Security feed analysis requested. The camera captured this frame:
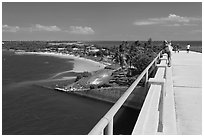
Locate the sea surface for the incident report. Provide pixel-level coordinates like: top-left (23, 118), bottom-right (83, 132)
top-left (2, 50), bottom-right (139, 135)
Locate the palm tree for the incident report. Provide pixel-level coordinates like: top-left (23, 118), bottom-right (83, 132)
top-left (113, 49), bottom-right (120, 63)
top-left (125, 43), bottom-right (135, 76)
top-left (112, 44), bottom-right (124, 68)
top-left (83, 45), bottom-right (88, 56)
top-left (147, 38), bottom-right (152, 46)
top-left (119, 54), bottom-right (124, 68)
top-left (130, 43), bottom-right (135, 66)
top-left (135, 40), bottom-right (140, 47)
top-left (119, 44), bottom-right (124, 53)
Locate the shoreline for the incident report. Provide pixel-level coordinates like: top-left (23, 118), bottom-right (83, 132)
top-left (15, 51), bottom-right (107, 73)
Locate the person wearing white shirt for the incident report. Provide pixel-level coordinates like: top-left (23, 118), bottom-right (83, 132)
top-left (187, 44), bottom-right (190, 53)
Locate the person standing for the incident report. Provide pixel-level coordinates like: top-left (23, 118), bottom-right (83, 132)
top-left (187, 44), bottom-right (190, 53)
top-left (163, 40), bottom-right (171, 67)
top-left (177, 44), bottom-right (180, 53)
top-left (173, 44), bottom-right (177, 53)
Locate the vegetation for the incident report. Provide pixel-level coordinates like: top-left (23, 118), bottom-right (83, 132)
top-left (2, 39), bottom-right (164, 90)
top-left (75, 71), bottom-right (91, 82)
top-left (110, 39), bottom-right (163, 74)
top-left (3, 39), bottom-right (164, 76)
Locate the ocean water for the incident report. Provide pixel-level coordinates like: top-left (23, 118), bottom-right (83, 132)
top-left (2, 50), bottom-right (140, 135)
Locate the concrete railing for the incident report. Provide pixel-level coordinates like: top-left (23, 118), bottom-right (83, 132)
top-left (131, 55), bottom-right (168, 134)
top-left (88, 51), bottom-right (163, 135)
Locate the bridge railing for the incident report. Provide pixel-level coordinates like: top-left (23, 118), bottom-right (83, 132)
top-left (88, 51), bottom-right (163, 135)
top-left (131, 57), bottom-right (167, 134)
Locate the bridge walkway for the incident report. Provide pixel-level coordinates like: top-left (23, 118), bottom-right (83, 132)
top-left (89, 50), bottom-right (202, 135)
top-left (171, 51), bottom-right (202, 134)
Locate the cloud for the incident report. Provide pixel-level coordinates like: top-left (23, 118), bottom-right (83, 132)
top-left (134, 21), bottom-right (158, 26)
top-left (153, 14), bottom-right (190, 23)
top-left (2, 24), bottom-right (61, 32)
top-left (2, 24), bottom-right (95, 35)
top-left (134, 14), bottom-right (201, 26)
top-left (30, 24), bottom-right (61, 32)
top-left (2, 24), bottom-right (20, 32)
top-left (69, 26), bottom-right (95, 34)
top-left (164, 23), bottom-right (181, 27)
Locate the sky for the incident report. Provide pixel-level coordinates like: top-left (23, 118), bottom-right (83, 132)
top-left (2, 2), bottom-right (202, 41)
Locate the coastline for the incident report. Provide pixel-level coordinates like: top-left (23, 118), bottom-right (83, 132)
top-left (15, 51), bottom-right (107, 73)
top-left (11, 50), bottom-right (145, 110)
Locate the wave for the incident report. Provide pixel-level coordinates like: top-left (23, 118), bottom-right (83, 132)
top-left (5, 77), bottom-right (76, 90)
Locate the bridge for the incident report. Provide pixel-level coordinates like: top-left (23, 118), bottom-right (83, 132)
top-left (88, 50), bottom-right (202, 135)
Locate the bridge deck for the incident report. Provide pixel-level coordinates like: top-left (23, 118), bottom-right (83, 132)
top-left (171, 51), bottom-right (202, 134)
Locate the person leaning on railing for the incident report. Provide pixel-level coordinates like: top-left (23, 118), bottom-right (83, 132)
top-left (162, 40), bottom-right (172, 67)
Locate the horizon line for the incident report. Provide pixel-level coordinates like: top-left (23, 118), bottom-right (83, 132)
top-left (2, 40), bottom-right (202, 42)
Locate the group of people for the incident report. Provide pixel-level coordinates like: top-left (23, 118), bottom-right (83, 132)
top-left (172, 43), bottom-right (191, 53)
top-left (163, 40), bottom-right (191, 67)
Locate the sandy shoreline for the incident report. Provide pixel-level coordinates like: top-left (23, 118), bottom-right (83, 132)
top-left (15, 51), bottom-right (106, 73)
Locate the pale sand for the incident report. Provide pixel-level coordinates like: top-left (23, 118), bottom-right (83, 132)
top-left (15, 51), bottom-right (106, 73)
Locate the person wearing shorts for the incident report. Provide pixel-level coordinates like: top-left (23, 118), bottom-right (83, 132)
top-left (187, 44), bottom-right (190, 53)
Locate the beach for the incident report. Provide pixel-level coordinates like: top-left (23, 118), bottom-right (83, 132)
top-left (15, 51), bottom-right (106, 74)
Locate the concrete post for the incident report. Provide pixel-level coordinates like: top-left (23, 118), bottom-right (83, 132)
top-left (104, 118), bottom-right (113, 135)
top-left (156, 64), bottom-right (167, 78)
top-left (155, 59), bottom-right (158, 66)
top-left (144, 70), bottom-right (149, 93)
top-left (158, 83), bottom-right (165, 132)
top-left (148, 78), bottom-right (166, 133)
top-left (160, 58), bottom-right (167, 64)
top-left (100, 129), bottom-right (104, 135)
